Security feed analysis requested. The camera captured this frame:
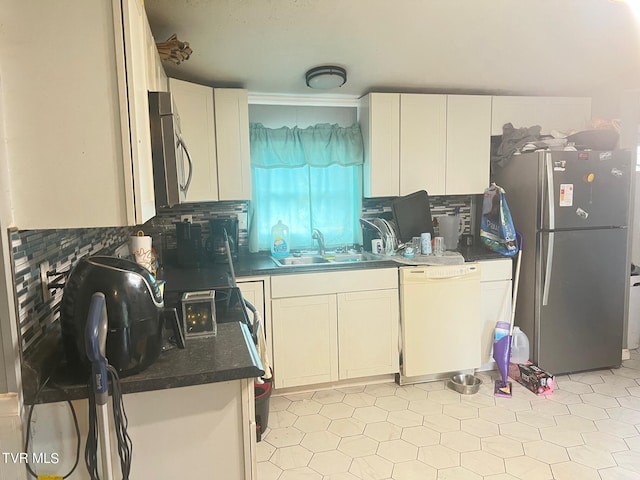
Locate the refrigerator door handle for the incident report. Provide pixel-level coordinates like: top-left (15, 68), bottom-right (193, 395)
top-left (542, 232), bottom-right (554, 306)
top-left (545, 154), bottom-right (555, 230)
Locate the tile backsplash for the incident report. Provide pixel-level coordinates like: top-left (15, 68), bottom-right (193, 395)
top-left (10, 227), bottom-right (133, 354)
top-left (363, 195), bottom-right (475, 235)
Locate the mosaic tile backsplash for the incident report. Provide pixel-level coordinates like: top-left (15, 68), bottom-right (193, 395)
top-left (363, 194), bottom-right (475, 236)
top-left (11, 227), bottom-right (133, 354)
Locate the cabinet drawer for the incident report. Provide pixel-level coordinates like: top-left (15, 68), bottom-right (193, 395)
top-left (479, 259), bottom-right (512, 282)
top-left (271, 268), bottom-right (398, 298)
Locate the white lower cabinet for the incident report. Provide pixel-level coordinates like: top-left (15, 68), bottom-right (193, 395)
top-left (272, 295), bottom-right (339, 387)
top-left (337, 290), bottom-right (399, 380)
top-left (478, 259), bottom-right (513, 371)
top-left (270, 268), bottom-right (399, 389)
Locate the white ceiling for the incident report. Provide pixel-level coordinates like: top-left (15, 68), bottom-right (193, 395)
top-left (144, 0), bottom-right (640, 100)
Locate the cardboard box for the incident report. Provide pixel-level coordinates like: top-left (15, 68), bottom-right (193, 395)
top-left (509, 362), bottom-right (555, 396)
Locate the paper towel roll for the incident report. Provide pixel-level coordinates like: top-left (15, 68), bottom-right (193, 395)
top-left (130, 233), bottom-right (154, 273)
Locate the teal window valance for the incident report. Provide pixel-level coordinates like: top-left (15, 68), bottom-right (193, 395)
top-left (249, 123), bottom-right (364, 168)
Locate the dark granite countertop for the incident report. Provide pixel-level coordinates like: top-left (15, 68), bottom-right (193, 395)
top-left (160, 246), bottom-right (507, 293)
top-left (26, 322), bottom-right (264, 405)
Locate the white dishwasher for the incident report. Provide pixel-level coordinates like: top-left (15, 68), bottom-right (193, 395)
top-left (399, 264), bottom-right (481, 383)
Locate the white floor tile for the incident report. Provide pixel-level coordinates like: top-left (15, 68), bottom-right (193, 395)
top-left (308, 450), bottom-right (351, 475)
top-left (300, 430), bottom-right (341, 453)
top-left (550, 460), bottom-right (601, 480)
top-left (363, 421), bottom-right (403, 442)
top-left (391, 459), bottom-right (437, 480)
top-left (279, 467), bottom-right (323, 480)
top-left (504, 455), bottom-right (553, 480)
top-left (417, 444), bottom-right (459, 469)
top-left (295, 414), bottom-right (332, 433)
top-left (567, 444), bottom-right (617, 469)
top-left (270, 445), bottom-right (313, 470)
top-left (349, 454), bottom-right (394, 480)
top-left (522, 439), bottom-right (569, 464)
top-left (263, 349), bottom-right (640, 479)
top-left (460, 449), bottom-right (505, 476)
top-left (435, 465), bottom-right (482, 480)
top-left (337, 434), bottom-right (379, 458)
top-left (377, 439), bottom-right (418, 463)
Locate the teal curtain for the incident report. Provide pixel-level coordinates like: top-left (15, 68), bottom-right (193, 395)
top-left (249, 123), bottom-right (364, 252)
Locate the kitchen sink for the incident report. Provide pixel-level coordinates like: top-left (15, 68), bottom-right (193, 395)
top-left (271, 251), bottom-right (382, 267)
top-left (272, 255), bottom-right (331, 266)
top-left (329, 252), bottom-right (380, 263)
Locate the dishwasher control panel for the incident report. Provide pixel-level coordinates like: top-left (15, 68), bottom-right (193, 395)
top-left (400, 264), bottom-right (480, 282)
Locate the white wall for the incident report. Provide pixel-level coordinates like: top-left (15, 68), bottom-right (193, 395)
top-left (0, 67), bottom-right (26, 478)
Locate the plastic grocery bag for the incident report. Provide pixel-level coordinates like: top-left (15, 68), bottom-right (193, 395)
top-left (480, 184), bottom-right (518, 257)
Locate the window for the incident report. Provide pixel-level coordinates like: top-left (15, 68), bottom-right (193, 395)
top-left (248, 123), bottom-right (363, 252)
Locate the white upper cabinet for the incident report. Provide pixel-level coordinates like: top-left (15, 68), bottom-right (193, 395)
top-left (491, 96), bottom-right (592, 135)
top-left (445, 95), bottom-right (492, 195)
top-left (169, 79), bottom-right (219, 202)
top-left (358, 93), bottom-right (401, 197)
top-left (360, 93), bottom-right (491, 197)
top-left (168, 83), bottom-right (252, 202)
top-left (400, 94), bottom-right (447, 196)
top-left (215, 89), bottom-right (252, 201)
top-left (1, 0), bottom-right (161, 228)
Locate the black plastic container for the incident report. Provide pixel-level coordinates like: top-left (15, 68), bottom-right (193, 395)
top-left (176, 221), bottom-right (203, 267)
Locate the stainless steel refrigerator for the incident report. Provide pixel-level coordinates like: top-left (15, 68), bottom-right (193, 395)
top-left (493, 150), bottom-right (632, 374)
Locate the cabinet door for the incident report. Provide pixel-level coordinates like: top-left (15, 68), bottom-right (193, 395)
top-left (400, 94), bottom-right (447, 196)
top-left (337, 289), bottom-right (399, 379)
top-left (271, 295), bottom-right (338, 388)
top-left (169, 79), bottom-right (219, 202)
top-left (445, 95), bottom-right (491, 195)
top-left (479, 280), bottom-right (512, 371)
top-left (359, 93), bottom-right (400, 197)
top-left (491, 96), bottom-right (592, 135)
top-left (120, 0), bottom-right (156, 224)
top-left (144, 20), bottom-right (167, 92)
top-left (2, 0), bottom-right (153, 228)
top-left (214, 89), bottom-right (251, 200)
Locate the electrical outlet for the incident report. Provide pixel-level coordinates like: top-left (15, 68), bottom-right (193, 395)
top-left (39, 261), bottom-right (51, 302)
top-left (180, 214), bottom-right (192, 223)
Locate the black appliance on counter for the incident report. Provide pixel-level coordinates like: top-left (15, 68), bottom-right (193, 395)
top-left (61, 256), bottom-right (165, 379)
top-left (176, 220), bottom-right (203, 267)
top-left (207, 216), bottom-right (239, 262)
top-left (391, 190), bottom-right (434, 243)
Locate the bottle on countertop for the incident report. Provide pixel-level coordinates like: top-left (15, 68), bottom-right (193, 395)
top-left (271, 220), bottom-right (290, 258)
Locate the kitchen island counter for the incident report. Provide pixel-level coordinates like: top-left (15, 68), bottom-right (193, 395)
top-left (24, 320), bottom-right (263, 405)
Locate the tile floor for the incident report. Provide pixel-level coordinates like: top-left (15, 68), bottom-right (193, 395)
top-left (257, 350), bottom-right (640, 480)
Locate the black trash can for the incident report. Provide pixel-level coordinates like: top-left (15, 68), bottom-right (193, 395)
top-left (254, 377), bottom-right (272, 442)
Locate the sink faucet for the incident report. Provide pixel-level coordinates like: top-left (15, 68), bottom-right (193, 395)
top-left (311, 228), bottom-right (325, 255)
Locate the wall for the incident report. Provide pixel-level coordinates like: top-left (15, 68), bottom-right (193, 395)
top-left (11, 228), bottom-right (132, 355)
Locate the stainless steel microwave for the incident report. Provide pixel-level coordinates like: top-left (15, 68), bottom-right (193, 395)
top-left (148, 91), bottom-right (192, 207)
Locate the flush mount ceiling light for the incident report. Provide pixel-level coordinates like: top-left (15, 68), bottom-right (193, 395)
top-left (305, 66), bottom-right (347, 89)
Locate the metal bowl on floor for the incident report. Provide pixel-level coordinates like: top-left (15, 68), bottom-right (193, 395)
top-left (448, 374), bottom-right (482, 395)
